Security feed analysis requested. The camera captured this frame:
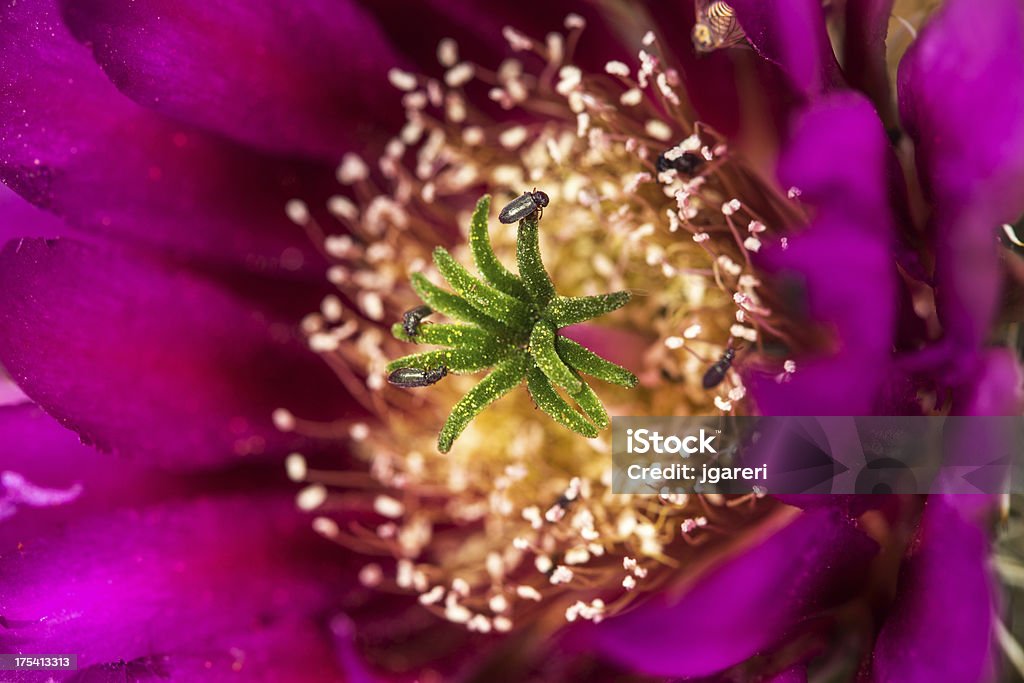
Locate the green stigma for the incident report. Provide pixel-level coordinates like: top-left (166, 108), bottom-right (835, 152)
top-left (387, 194), bottom-right (638, 453)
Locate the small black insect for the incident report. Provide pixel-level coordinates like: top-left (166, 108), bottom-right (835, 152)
top-left (655, 150), bottom-right (704, 176)
top-left (702, 347), bottom-right (736, 389)
top-left (402, 304), bottom-right (434, 338)
top-left (498, 189), bottom-right (550, 224)
top-left (388, 365), bottom-right (448, 388)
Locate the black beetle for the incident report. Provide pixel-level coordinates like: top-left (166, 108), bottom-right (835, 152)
top-left (388, 366), bottom-right (448, 388)
top-left (498, 190), bottom-right (549, 224)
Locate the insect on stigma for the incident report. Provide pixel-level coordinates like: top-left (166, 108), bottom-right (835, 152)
top-left (402, 304), bottom-right (434, 338)
top-left (498, 189), bottom-right (550, 224)
top-left (388, 366), bottom-right (449, 388)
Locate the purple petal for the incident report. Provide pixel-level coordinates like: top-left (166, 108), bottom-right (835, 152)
top-left (0, 185), bottom-right (69, 243)
top-left (1, 490), bottom-right (347, 681)
top-left (729, 0), bottom-right (844, 96)
top-left (841, 0), bottom-right (896, 125)
top-left (60, 0), bottom-right (405, 160)
top-left (873, 497), bottom-right (996, 682)
top-left (748, 93), bottom-right (898, 415)
top-left (769, 664), bottom-right (807, 683)
top-left (776, 93), bottom-right (892, 230)
top-left (898, 0), bottom-right (1024, 364)
top-left (0, 238), bottom-right (356, 470)
top-left (330, 615), bottom-right (384, 683)
top-left (0, 0), bottom-right (330, 274)
top-left (0, 404), bottom-right (180, 530)
top-left (749, 228), bottom-right (894, 414)
top-left (0, 403), bottom-right (375, 681)
top-left (586, 508), bottom-right (878, 677)
top-left (954, 348), bottom-right (1024, 415)
top-left (772, 495), bottom-right (888, 520)
top-left (62, 619), bottom-right (343, 683)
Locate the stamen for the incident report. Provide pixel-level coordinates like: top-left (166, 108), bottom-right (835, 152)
top-left (285, 453), bottom-right (308, 481)
top-left (296, 484), bottom-right (327, 511)
top-left (271, 408), bottom-right (296, 432)
top-left (604, 60), bottom-right (631, 77)
top-left (645, 120), bottom-right (673, 141)
top-left (437, 38), bottom-right (459, 68)
top-left (502, 26), bottom-right (534, 52)
top-left (619, 88), bottom-right (643, 106)
top-left (337, 154), bottom-right (369, 184)
top-left (387, 68), bottom-right (418, 92)
top-left (444, 62), bottom-right (475, 88)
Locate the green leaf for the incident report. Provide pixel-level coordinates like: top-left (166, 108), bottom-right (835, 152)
top-left (386, 345), bottom-right (509, 375)
top-left (568, 373), bottom-right (610, 429)
top-left (411, 273), bottom-right (511, 334)
top-left (526, 364), bottom-right (598, 437)
top-left (543, 291), bottom-right (631, 327)
top-left (438, 353), bottom-right (529, 452)
top-left (433, 247), bottom-right (535, 329)
top-left (555, 336), bottom-right (639, 387)
top-left (469, 195), bottom-right (531, 300)
top-left (515, 216), bottom-right (555, 307)
top-left (529, 321), bottom-right (583, 393)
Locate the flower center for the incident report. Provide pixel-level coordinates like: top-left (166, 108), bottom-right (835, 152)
top-left (279, 15), bottom-right (800, 634)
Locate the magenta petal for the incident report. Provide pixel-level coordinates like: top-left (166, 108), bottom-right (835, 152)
top-left (0, 0), bottom-right (328, 274)
top-left (1, 404), bottom-right (352, 681)
top-left (842, 0), bottom-right (896, 124)
top-left (586, 508), bottom-right (877, 677)
top-left (60, 0), bottom-right (404, 160)
top-left (0, 185), bottom-right (69, 243)
top-left (898, 0), bottom-right (1024, 360)
top-left (873, 497), bottom-right (996, 682)
top-left (769, 664), bottom-right (807, 683)
top-left (1, 492), bottom-right (347, 681)
top-left (62, 620), bottom-right (344, 683)
top-left (954, 348), bottom-right (1024, 415)
top-left (0, 238), bottom-right (351, 469)
top-left (772, 495), bottom-right (881, 519)
top-left (748, 93), bottom-right (898, 415)
top-left (0, 404), bottom-right (183, 533)
top-left (747, 323), bottom-right (890, 416)
top-left (729, 0), bottom-right (843, 96)
top-left (776, 93), bottom-right (892, 230)
top-left (748, 235), bottom-right (895, 415)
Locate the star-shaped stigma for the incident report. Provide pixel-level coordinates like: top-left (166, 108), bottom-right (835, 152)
top-left (387, 194), bottom-right (638, 453)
